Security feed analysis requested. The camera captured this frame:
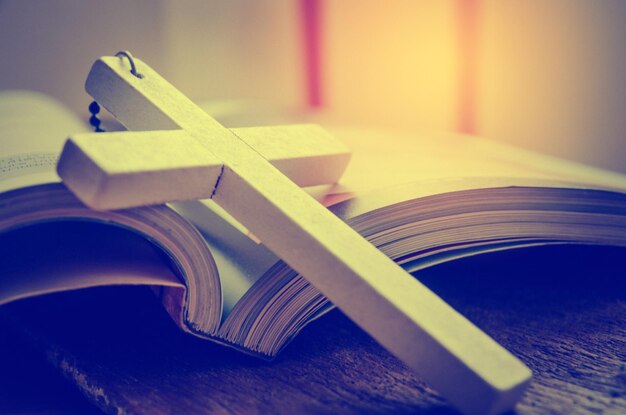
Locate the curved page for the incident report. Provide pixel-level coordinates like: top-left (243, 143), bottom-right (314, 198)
top-left (0, 92), bottom-right (223, 337)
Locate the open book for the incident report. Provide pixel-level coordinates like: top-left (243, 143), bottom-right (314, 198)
top-left (2, 90), bottom-right (626, 359)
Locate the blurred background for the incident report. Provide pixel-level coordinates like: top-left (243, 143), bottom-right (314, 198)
top-left (0, 0), bottom-right (624, 173)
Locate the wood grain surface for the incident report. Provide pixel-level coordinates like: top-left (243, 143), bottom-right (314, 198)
top-left (1, 244), bottom-right (625, 415)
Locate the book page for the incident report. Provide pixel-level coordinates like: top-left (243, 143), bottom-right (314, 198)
top-left (0, 220), bottom-right (183, 306)
top-left (172, 200), bottom-right (278, 318)
top-left (0, 92), bottom-right (188, 309)
top-left (0, 91), bottom-right (88, 192)
top-left (324, 126), bottom-right (626, 201)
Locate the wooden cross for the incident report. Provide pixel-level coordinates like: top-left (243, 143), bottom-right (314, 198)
top-left (57, 53), bottom-right (531, 415)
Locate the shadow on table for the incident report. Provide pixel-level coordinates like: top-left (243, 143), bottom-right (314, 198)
top-left (1, 244), bottom-right (625, 415)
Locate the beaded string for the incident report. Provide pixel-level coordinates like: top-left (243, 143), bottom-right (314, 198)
top-left (88, 101), bottom-right (105, 132)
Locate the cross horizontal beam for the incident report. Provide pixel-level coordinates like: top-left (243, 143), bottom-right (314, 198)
top-left (60, 124), bottom-right (350, 209)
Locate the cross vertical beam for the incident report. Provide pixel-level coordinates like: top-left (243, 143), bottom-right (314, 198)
top-left (58, 55), bottom-right (531, 415)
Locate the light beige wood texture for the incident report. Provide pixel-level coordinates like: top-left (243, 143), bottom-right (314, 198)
top-left (59, 125), bottom-right (350, 209)
top-left (57, 55), bottom-right (531, 415)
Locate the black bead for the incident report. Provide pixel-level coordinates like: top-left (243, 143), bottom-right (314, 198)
top-left (88, 101), bottom-right (101, 114)
top-left (89, 115), bottom-right (101, 127)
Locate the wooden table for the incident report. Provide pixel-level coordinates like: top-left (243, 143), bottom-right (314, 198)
top-left (1, 244), bottom-right (625, 414)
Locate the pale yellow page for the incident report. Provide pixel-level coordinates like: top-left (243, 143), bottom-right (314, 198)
top-left (327, 126), bottom-right (626, 197)
top-left (0, 91), bottom-right (87, 192)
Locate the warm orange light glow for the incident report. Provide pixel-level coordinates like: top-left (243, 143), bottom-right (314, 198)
top-left (321, 1), bottom-right (458, 131)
